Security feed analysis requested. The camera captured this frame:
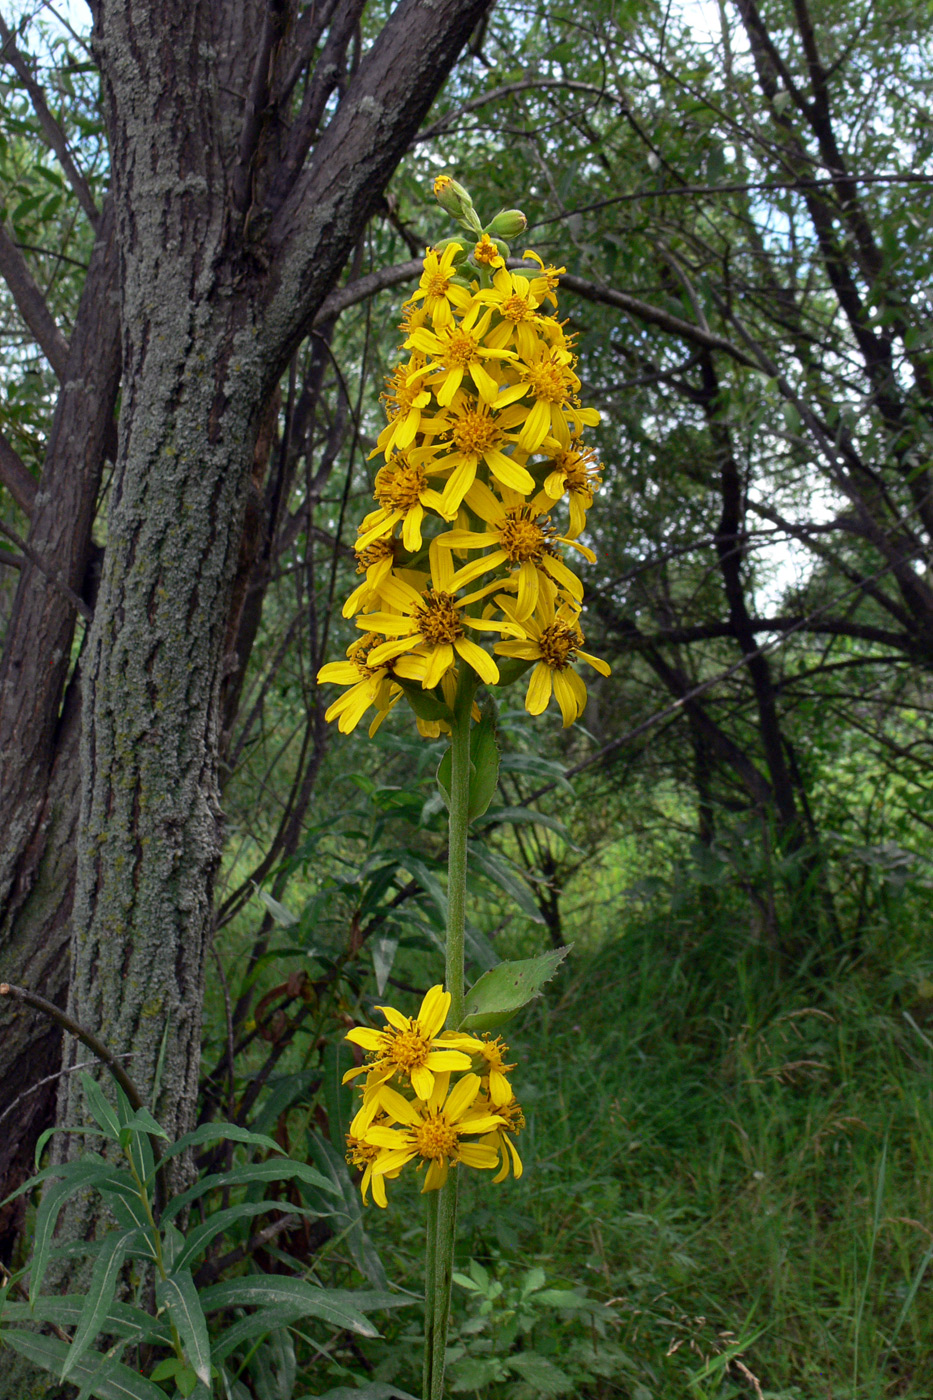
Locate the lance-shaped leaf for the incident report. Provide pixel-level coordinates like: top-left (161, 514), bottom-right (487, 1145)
top-left (160, 1157), bottom-right (337, 1225)
top-left (156, 1270), bottom-right (211, 1387)
top-left (2, 1330), bottom-right (168, 1398)
top-left (200, 1276), bottom-right (380, 1342)
top-left (459, 946), bottom-right (571, 1031)
top-left (61, 1228), bottom-right (143, 1380)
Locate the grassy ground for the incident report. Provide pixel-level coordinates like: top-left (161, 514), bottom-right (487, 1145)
top-left (322, 900), bottom-right (933, 1400)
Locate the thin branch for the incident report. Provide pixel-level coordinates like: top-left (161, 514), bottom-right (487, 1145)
top-left (0, 517), bottom-right (92, 620)
top-left (0, 429), bottom-right (37, 515)
top-left (0, 11), bottom-right (99, 226)
top-left (0, 982), bottom-right (145, 1111)
top-left (0, 221), bottom-right (71, 378)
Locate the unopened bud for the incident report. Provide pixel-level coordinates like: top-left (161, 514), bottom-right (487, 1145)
top-left (433, 174), bottom-right (474, 221)
top-left (486, 208), bottom-right (528, 240)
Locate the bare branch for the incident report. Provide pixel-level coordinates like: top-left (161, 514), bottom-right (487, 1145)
top-left (0, 431), bottom-right (37, 516)
top-left (0, 221), bottom-right (71, 378)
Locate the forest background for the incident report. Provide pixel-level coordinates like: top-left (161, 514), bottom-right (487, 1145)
top-left (1, 0), bottom-right (932, 1395)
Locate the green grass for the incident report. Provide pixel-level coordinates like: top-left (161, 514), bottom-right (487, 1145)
top-left (319, 900), bottom-right (933, 1399)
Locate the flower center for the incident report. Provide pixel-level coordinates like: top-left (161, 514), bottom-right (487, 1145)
top-left (501, 292), bottom-right (535, 323)
top-left (521, 353), bottom-right (574, 403)
top-left (384, 361), bottom-right (426, 413)
top-left (414, 1112), bottom-right (460, 1162)
top-left (385, 1026), bottom-right (432, 1071)
top-left (416, 590), bottom-right (464, 646)
top-left (425, 271), bottom-right (452, 300)
top-left (497, 509), bottom-right (555, 563)
top-left (346, 1135), bottom-right (380, 1168)
top-left (349, 633), bottom-right (385, 678)
top-left (449, 406), bottom-right (502, 457)
top-left (355, 536), bottom-right (395, 574)
top-left (538, 620), bottom-right (581, 670)
top-left (444, 329), bottom-right (480, 367)
top-left (374, 456), bottom-right (426, 513)
top-left (498, 1098), bottom-right (526, 1133)
top-left (555, 445), bottom-right (602, 494)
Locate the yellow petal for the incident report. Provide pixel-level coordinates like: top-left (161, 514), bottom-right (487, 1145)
top-left (525, 662), bottom-right (552, 715)
top-left (410, 1064), bottom-right (434, 1099)
top-left (419, 985), bottom-right (450, 1038)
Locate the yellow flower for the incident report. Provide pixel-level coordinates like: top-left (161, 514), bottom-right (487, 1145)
top-left (356, 545), bottom-right (519, 689)
top-left (406, 302), bottom-right (518, 407)
top-left (471, 1034), bottom-right (516, 1106)
top-left (474, 263), bottom-right (550, 361)
top-left (522, 249), bottom-right (565, 307)
top-left (364, 1072), bottom-right (505, 1192)
top-left (345, 1129), bottom-right (402, 1208)
top-left (495, 592), bottom-right (610, 727)
top-left (317, 632), bottom-right (419, 735)
top-left (436, 478), bottom-right (594, 620)
top-left (406, 242), bottom-right (473, 328)
top-left (355, 450), bottom-right (449, 553)
top-left (507, 342), bottom-right (599, 455)
top-left (375, 357), bottom-right (433, 454)
top-left (473, 233), bottom-right (505, 269)
top-left (432, 393), bottom-right (536, 514)
top-left (341, 534), bottom-right (397, 618)
top-left (478, 1093), bottom-right (525, 1182)
top-left (542, 437), bottom-right (602, 539)
top-left (343, 984), bottom-right (472, 1100)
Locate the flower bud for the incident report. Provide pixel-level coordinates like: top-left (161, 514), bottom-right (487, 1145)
top-left (485, 208), bottom-right (528, 239)
top-left (433, 174), bottom-right (475, 222)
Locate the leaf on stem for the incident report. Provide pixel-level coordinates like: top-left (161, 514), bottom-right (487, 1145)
top-left (459, 946), bottom-right (571, 1031)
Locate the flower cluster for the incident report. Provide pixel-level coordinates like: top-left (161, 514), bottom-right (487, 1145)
top-left (343, 984), bottom-right (524, 1207)
top-left (318, 177), bottom-right (610, 735)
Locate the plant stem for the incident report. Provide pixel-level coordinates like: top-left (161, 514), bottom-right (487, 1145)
top-left (445, 671), bottom-right (475, 1026)
top-left (423, 1189), bottom-right (439, 1399)
top-left (423, 671), bottom-right (476, 1399)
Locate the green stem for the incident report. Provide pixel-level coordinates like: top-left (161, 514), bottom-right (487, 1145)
top-left (445, 671), bottom-right (475, 1026)
top-left (424, 671), bottom-right (476, 1399)
top-left (423, 1190), bottom-right (439, 1399)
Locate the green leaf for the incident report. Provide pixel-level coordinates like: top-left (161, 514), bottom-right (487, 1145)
top-left (466, 843), bottom-right (544, 924)
top-left (79, 1073), bottom-right (121, 1140)
top-left (254, 886), bottom-right (299, 926)
top-left (460, 947), bottom-right (571, 1030)
top-left (29, 1166), bottom-right (134, 1301)
top-left (2, 1330), bottom-right (168, 1398)
top-left (156, 1271), bottom-right (211, 1387)
top-left (61, 1229), bottom-right (143, 1380)
top-left (499, 751), bottom-right (574, 793)
top-left (402, 854), bottom-right (448, 922)
top-left (506, 1352), bottom-right (574, 1393)
top-left (171, 1198), bottom-right (321, 1274)
top-left (202, 1278), bottom-right (380, 1353)
top-left (396, 676), bottom-right (452, 721)
top-left (467, 706), bottom-right (500, 820)
top-left (0, 1295), bottom-right (172, 1346)
top-left (160, 1157), bottom-right (338, 1224)
top-left (157, 1120), bottom-right (286, 1166)
top-left (371, 933), bottom-right (398, 996)
top-left (474, 805), bottom-right (575, 843)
